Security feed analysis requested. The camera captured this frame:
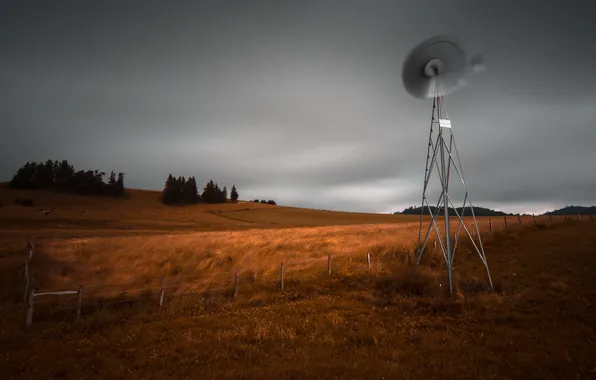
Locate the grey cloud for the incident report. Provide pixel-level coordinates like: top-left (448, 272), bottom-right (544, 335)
top-left (1, 0), bottom-right (595, 214)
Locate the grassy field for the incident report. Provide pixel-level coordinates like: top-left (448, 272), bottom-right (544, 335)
top-left (0, 186), bottom-right (595, 379)
top-left (0, 186), bottom-right (419, 237)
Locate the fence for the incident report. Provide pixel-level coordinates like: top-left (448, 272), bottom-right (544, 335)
top-left (21, 213), bottom-right (592, 326)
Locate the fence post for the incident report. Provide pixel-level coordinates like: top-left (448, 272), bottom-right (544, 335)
top-left (489, 218), bottom-right (492, 232)
top-left (24, 237), bottom-right (35, 302)
top-left (532, 214), bottom-right (537, 227)
top-left (327, 255), bottom-right (332, 275)
top-left (504, 216), bottom-right (508, 232)
top-left (24, 259), bottom-right (30, 303)
top-left (280, 263), bottom-right (284, 291)
top-left (577, 213), bottom-right (580, 220)
top-left (517, 215), bottom-right (521, 225)
top-left (159, 276), bottom-right (165, 310)
top-left (367, 252), bottom-right (371, 271)
top-left (549, 214), bottom-right (552, 221)
top-left (26, 289), bottom-right (35, 327)
top-left (76, 285), bottom-right (83, 321)
top-left (233, 271), bottom-right (239, 300)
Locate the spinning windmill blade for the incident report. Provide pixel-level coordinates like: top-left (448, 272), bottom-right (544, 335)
top-left (402, 35), bottom-right (493, 294)
top-left (402, 35), bottom-right (486, 99)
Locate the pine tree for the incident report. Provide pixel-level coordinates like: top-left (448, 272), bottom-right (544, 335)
top-left (230, 185), bottom-right (239, 201)
top-left (182, 176), bottom-right (199, 203)
top-left (116, 172), bottom-right (125, 196)
top-left (202, 180), bottom-right (217, 203)
top-left (221, 186), bottom-right (228, 203)
top-left (162, 174), bottom-right (176, 204)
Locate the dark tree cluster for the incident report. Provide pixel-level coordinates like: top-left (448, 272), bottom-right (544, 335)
top-left (252, 199), bottom-right (277, 205)
top-left (161, 174), bottom-right (199, 204)
top-left (9, 160), bottom-right (125, 197)
top-left (161, 175), bottom-right (240, 205)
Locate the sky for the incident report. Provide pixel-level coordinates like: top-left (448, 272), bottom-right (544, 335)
top-left (1, 0), bottom-right (595, 215)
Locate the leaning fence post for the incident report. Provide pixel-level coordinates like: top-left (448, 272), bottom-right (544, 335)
top-left (280, 263), bottom-right (284, 290)
top-left (76, 285), bottom-right (83, 321)
top-left (532, 214), bottom-right (537, 227)
top-left (233, 271), bottom-right (239, 300)
top-left (24, 237), bottom-right (35, 302)
top-left (367, 252), bottom-right (371, 271)
top-left (327, 255), bottom-right (332, 275)
top-left (489, 218), bottom-right (492, 232)
top-left (26, 289), bottom-right (35, 327)
top-left (159, 276), bottom-right (165, 310)
top-left (504, 216), bottom-right (508, 232)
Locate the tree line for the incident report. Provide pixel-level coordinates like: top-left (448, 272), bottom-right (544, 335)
top-left (9, 160), bottom-right (125, 197)
top-left (252, 199), bottom-right (277, 205)
top-left (161, 174), bottom-right (239, 205)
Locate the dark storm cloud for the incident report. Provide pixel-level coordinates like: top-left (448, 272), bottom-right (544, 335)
top-left (1, 0), bottom-right (595, 213)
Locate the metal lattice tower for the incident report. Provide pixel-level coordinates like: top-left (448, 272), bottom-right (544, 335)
top-left (415, 84), bottom-right (493, 295)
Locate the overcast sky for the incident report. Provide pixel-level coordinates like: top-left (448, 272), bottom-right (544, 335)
top-left (2, 0), bottom-right (595, 214)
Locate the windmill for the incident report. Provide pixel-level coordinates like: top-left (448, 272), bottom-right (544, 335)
top-left (402, 35), bottom-right (492, 294)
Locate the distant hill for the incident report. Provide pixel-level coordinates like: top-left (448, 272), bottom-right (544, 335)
top-left (543, 206), bottom-right (596, 215)
top-left (395, 205), bottom-right (511, 217)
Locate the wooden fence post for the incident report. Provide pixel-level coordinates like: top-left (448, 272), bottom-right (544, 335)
top-left (159, 276), bottom-right (165, 310)
top-left (517, 215), bottom-right (521, 225)
top-left (577, 213), bottom-right (580, 220)
top-left (233, 271), bottom-right (239, 300)
top-left (327, 255), bottom-right (332, 275)
top-left (489, 218), bottom-right (492, 232)
top-left (367, 252), bottom-right (371, 271)
top-left (280, 263), bottom-right (284, 290)
top-left (76, 285), bottom-right (83, 321)
top-left (26, 289), bottom-right (35, 327)
top-left (24, 260), bottom-right (30, 303)
top-left (532, 214), bottom-right (537, 227)
top-left (549, 214), bottom-right (552, 221)
top-left (504, 216), bottom-right (508, 232)
top-left (24, 237), bottom-right (35, 302)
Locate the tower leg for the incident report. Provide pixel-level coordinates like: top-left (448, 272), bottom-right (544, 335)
top-left (438, 95), bottom-right (453, 294)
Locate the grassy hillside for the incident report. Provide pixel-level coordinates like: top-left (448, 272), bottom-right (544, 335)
top-left (1, 185), bottom-right (594, 379)
top-left (1, 221), bottom-right (595, 379)
top-left (0, 186), bottom-right (418, 238)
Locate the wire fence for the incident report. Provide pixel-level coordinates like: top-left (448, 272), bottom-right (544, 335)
top-left (20, 213), bottom-right (592, 326)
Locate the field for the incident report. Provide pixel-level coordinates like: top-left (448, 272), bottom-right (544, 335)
top-left (1, 185), bottom-right (595, 379)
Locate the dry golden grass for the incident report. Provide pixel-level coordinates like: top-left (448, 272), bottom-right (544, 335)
top-left (0, 187), bottom-right (594, 379)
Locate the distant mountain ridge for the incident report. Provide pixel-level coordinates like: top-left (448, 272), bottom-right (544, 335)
top-left (395, 206), bottom-right (511, 217)
top-left (543, 206), bottom-right (596, 215)
top-left (396, 205), bottom-right (596, 216)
